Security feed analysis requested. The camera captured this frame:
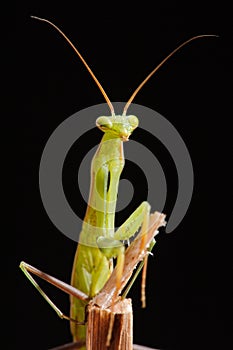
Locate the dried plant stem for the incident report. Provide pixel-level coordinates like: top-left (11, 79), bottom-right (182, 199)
top-left (86, 299), bottom-right (133, 350)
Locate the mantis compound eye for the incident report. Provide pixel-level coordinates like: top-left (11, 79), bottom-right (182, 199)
top-left (96, 116), bottom-right (113, 131)
top-left (127, 115), bottom-right (139, 129)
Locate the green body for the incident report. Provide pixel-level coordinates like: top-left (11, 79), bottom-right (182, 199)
top-left (70, 115), bottom-right (151, 347)
top-left (70, 132), bottom-right (124, 342)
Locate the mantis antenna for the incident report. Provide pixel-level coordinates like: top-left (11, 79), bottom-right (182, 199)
top-left (31, 16), bottom-right (115, 116)
top-left (31, 16), bottom-right (217, 117)
top-left (122, 34), bottom-right (218, 116)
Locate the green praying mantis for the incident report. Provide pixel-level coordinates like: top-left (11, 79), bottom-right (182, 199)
top-left (20, 16), bottom-right (217, 350)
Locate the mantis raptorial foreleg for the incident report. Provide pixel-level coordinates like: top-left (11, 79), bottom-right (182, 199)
top-left (97, 201), bottom-right (151, 307)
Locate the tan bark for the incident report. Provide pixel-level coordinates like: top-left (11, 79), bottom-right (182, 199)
top-left (86, 299), bottom-right (133, 350)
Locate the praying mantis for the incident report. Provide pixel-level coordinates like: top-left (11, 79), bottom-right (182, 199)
top-left (20, 16), bottom-right (217, 350)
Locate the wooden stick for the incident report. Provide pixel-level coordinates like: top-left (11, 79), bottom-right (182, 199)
top-left (86, 298), bottom-right (133, 350)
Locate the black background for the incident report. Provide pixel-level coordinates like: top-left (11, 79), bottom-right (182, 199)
top-left (8, 2), bottom-right (232, 350)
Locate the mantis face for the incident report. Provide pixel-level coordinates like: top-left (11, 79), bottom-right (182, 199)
top-left (96, 115), bottom-right (139, 141)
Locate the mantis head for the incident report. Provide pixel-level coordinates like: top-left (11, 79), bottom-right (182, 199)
top-left (96, 115), bottom-right (139, 141)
